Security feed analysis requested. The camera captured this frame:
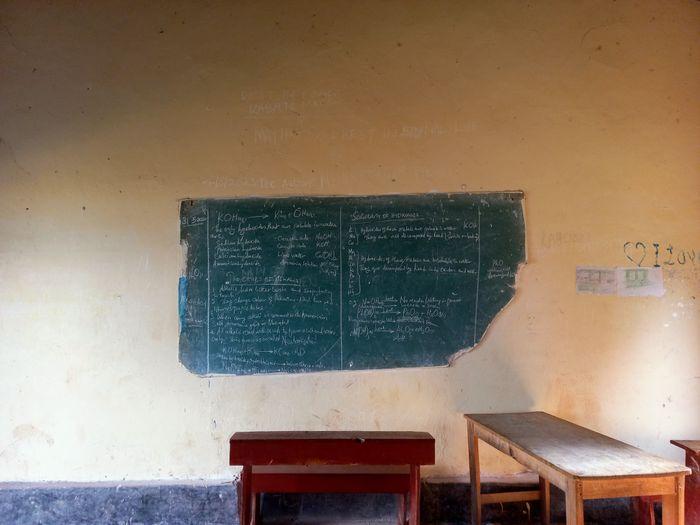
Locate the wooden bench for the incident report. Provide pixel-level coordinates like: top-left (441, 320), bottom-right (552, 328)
top-left (229, 431), bottom-right (435, 525)
top-left (464, 412), bottom-right (690, 524)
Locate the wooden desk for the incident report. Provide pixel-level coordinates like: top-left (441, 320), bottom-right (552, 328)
top-left (229, 431), bottom-right (435, 525)
top-left (464, 412), bottom-right (690, 525)
top-left (670, 441), bottom-right (699, 523)
top-left (636, 440), bottom-right (700, 525)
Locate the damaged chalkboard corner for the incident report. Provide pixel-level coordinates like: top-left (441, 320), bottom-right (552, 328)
top-left (447, 345), bottom-right (475, 366)
top-left (448, 257), bottom-right (527, 366)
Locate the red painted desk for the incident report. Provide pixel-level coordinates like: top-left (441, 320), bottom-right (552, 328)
top-left (671, 441), bottom-right (700, 524)
top-left (229, 431), bottom-right (435, 525)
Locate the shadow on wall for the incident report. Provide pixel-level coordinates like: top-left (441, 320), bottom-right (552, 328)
top-left (446, 341), bottom-right (536, 475)
top-left (449, 345), bottom-right (535, 416)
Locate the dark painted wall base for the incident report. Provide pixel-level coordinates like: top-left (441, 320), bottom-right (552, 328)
top-left (0, 480), bottom-right (645, 524)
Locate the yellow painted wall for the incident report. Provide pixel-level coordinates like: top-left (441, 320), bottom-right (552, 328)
top-left (1, 1), bottom-right (698, 482)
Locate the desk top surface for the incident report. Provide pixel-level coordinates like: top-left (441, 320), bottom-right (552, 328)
top-left (671, 440), bottom-right (700, 455)
top-left (465, 412), bottom-right (690, 479)
top-left (230, 431), bottom-right (435, 466)
top-left (231, 431), bottom-right (433, 442)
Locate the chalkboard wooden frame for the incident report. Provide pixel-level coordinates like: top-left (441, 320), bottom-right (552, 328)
top-left (179, 192), bottom-right (525, 375)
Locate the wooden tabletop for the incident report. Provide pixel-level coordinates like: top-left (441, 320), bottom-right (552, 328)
top-left (671, 439), bottom-right (700, 455)
top-left (231, 431), bottom-right (433, 441)
top-left (230, 431), bottom-right (435, 466)
top-left (465, 412), bottom-right (690, 479)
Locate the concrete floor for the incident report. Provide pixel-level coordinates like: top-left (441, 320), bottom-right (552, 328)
top-left (0, 482), bottom-right (640, 524)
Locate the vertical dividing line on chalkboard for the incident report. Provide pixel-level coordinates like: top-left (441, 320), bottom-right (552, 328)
top-left (206, 204), bottom-right (211, 374)
top-left (339, 207), bottom-right (343, 370)
top-left (473, 206), bottom-right (481, 346)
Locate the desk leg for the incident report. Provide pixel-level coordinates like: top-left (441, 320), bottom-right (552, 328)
top-left (239, 465), bottom-right (252, 525)
top-left (565, 479), bottom-right (583, 525)
top-left (396, 493), bottom-right (406, 525)
top-left (468, 422), bottom-right (481, 525)
top-left (687, 451), bottom-right (700, 524)
top-left (662, 475), bottom-right (684, 525)
top-left (539, 477), bottom-right (551, 525)
top-left (633, 497), bottom-right (657, 525)
top-left (409, 464), bottom-right (420, 525)
top-left (251, 493), bottom-right (260, 525)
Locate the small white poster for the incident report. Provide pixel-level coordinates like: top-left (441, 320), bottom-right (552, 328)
top-left (616, 267), bottom-right (665, 297)
top-left (576, 266), bottom-right (617, 295)
top-left (576, 266), bottom-right (664, 297)
top-left (575, 267), bottom-right (618, 295)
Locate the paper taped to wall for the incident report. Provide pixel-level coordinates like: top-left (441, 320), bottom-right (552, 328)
top-left (576, 266), bottom-right (664, 297)
top-left (617, 267), bottom-right (664, 297)
top-left (575, 267), bottom-right (617, 295)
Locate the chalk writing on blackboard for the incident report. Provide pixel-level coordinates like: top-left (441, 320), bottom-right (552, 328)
top-left (179, 193), bottom-right (526, 375)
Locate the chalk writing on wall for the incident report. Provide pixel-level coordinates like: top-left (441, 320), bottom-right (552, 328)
top-left (179, 193), bottom-right (525, 375)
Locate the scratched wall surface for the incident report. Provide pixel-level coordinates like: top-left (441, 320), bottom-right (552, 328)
top-left (0, 1), bottom-right (698, 482)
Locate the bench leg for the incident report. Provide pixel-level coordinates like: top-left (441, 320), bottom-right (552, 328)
top-left (408, 465), bottom-right (420, 525)
top-left (409, 464), bottom-right (420, 525)
top-left (539, 477), bottom-right (551, 525)
top-left (397, 493), bottom-right (406, 525)
top-left (468, 422), bottom-right (481, 525)
top-left (565, 479), bottom-right (583, 525)
top-left (239, 465), bottom-right (252, 525)
top-left (662, 475), bottom-right (684, 525)
top-left (633, 496), bottom-right (657, 525)
top-left (251, 493), bottom-right (260, 525)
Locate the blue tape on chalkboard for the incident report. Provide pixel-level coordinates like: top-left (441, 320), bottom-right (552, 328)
top-left (178, 276), bottom-right (188, 333)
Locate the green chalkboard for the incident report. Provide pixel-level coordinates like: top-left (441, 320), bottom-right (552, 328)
top-left (179, 192), bottom-right (525, 375)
